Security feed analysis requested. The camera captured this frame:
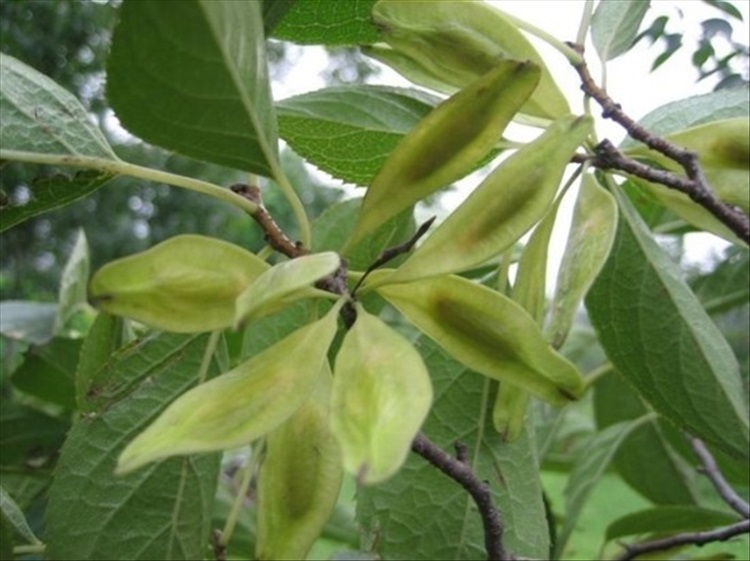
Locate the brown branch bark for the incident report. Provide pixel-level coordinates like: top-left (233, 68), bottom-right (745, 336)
top-left (570, 50), bottom-right (750, 244)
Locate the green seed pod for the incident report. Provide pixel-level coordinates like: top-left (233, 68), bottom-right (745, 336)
top-left (345, 59), bottom-right (541, 250)
top-left (116, 301), bottom-right (342, 474)
top-left (375, 273), bottom-right (584, 407)
top-left (361, 43), bottom-right (457, 96)
top-left (624, 117), bottom-right (749, 244)
top-left (383, 115), bottom-right (593, 285)
top-left (331, 304), bottom-right (432, 485)
top-left (372, 0), bottom-right (569, 120)
top-left (89, 235), bottom-right (269, 333)
top-left (234, 252), bottom-right (340, 328)
top-left (256, 363), bottom-right (343, 561)
top-left (546, 175), bottom-right (618, 348)
top-left (492, 382), bottom-right (530, 442)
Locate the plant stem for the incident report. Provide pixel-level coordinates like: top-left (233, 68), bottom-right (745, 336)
top-left (576, 0), bottom-right (595, 47)
top-left (221, 453), bottom-right (255, 548)
top-left (500, 12), bottom-right (583, 65)
top-left (0, 150), bottom-right (259, 215)
top-left (269, 161), bottom-right (312, 248)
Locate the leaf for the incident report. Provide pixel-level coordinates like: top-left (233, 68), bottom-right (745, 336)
top-left (0, 402), bottom-right (69, 468)
top-left (76, 312), bottom-right (125, 412)
top-left (605, 506), bottom-right (741, 542)
top-left (45, 332), bottom-right (221, 560)
top-left (594, 371), bottom-right (699, 505)
top-left (235, 252), bottom-right (340, 327)
top-left (0, 486), bottom-right (41, 546)
top-left (386, 115), bottom-right (593, 285)
top-left (271, 0), bottom-right (380, 44)
top-left (11, 337), bottom-right (80, 410)
top-left (0, 301), bottom-right (57, 345)
top-left (256, 364), bottom-right (344, 560)
top-left (261, 0), bottom-right (296, 34)
top-left (619, 88), bottom-right (749, 150)
top-left (591, 0), bottom-right (651, 61)
top-left (347, 60), bottom-right (541, 249)
top-left (0, 53), bottom-right (116, 159)
top-left (358, 337), bottom-right (550, 560)
top-left (375, 273), bottom-right (585, 406)
top-left (277, 85), bottom-right (440, 187)
top-left (89, 235), bottom-right (270, 333)
top-left (555, 415), bottom-right (653, 557)
top-left (54, 228), bottom-right (89, 332)
top-left (586, 186), bottom-right (750, 460)
top-left (107, 0), bottom-right (279, 175)
top-left (702, 0), bottom-right (744, 21)
top-left (546, 175), bottom-right (618, 348)
top-left (331, 305), bottom-right (432, 484)
top-left (116, 303), bottom-right (341, 473)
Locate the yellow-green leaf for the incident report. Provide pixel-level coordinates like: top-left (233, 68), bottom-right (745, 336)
top-left (385, 115), bottom-right (592, 285)
top-left (234, 252), bottom-right (339, 327)
top-left (116, 302), bottom-right (341, 474)
top-left (375, 273), bottom-right (584, 406)
top-left (346, 59), bottom-right (541, 249)
top-left (331, 305), bottom-right (432, 485)
top-left (256, 363), bottom-right (343, 560)
top-left (493, 383), bottom-right (531, 442)
top-left (90, 235), bottom-right (269, 333)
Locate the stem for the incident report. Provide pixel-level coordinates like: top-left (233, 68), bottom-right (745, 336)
top-left (268, 161), bottom-right (311, 248)
top-left (198, 331), bottom-right (222, 384)
top-left (221, 454), bottom-right (255, 547)
top-left (500, 12), bottom-right (583, 65)
top-left (691, 438), bottom-right (750, 518)
top-left (0, 150), bottom-right (259, 215)
top-left (576, 0), bottom-right (595, 47)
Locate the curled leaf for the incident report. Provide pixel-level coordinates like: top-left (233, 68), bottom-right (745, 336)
top-left (116, 302), bottom-right (342, 473)
top-left (90, 235), bottom-right (269, 333)
top-left (346, 59), bottom-right (541, 249)
top-left (375, 273), bottom-right (584, 406)
top-left (256, 364), bottom-right (343, 560)
top-left (234, 252), bottom-right (340, 327)
top-left (331, 304), bottom-right (432, 485)
top-left (386, 115), bottom-right (593, 285)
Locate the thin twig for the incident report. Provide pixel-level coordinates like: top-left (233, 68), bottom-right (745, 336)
top-left (615, 519), bottom-right (750, 561)
top-left (691, 437), bottom-right (750, 518)
top-left (411, 433), bottom-right (511, 561)
top-left (569, 48), bottom-right (750, 244)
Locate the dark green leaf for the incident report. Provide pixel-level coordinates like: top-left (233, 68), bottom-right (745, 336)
top-left (651, 34), bottom-right (683, 71)
top-left (0, 170), bottom-right (115, 233)
top-left (0, 512), bottom-right (12, 561)
top-left (12, 337), bottom-right (80, 409)
top-left (691, 248), bottom-right (750, 315)
top-left (702, 0), bottom-right (744, 21)
top-left (54, 228), bottom-right (89, 332)
top-left (605, 506), bottom-right (741, 542)
top-left (271, 0), bottom-right (380, 45)
top-left (278, 85), bottom-right (439, 186)
top-left (358, 337), bottom-right (549, 560)
top-left (0, 401), bottom-right (69, 468)
top-left (108, 0), bottom-right (278, 175)
top-left (586, 187), bottom-right (749, 460)
top-left (262, 0), bottom-right (296, 34)
top-left (76, 312), bottom-right (125, 412)
top-left (45, 332), bottom-right (221, 560)
top-left (591, 0), bottom-right (651, 61)
top-left (0, 301), bottom-right (57, 345)
top-left (0, 486), bottom-right (41, 546)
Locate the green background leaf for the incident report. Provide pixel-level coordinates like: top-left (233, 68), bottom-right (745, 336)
top-left (586, 187), bottom-right (750, 460)
top-left (11, 337), bottom-right (80, 410)
top-left (591, 0), bottom-right (651, 61)
top-left (605, 506), bottom-right (741, 542)
top-left (271, 0), bottom-right (380, 45)
top-left (0, 301), bottom-right (57, 345)
top-left (54, 228), bottom-right (89, 332)
top-left (278, 86), bottom-right (439, 186)
top-left (358, 337), bottom-right (549, 560)
top-left (45, 332), bottom-right (221, 560)
top-left (107, 0), bottom-right (278, 175)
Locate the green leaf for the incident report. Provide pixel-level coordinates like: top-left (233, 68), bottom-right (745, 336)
top-left (0, 401), bottom-right (69, 468)
top-left (358, 337), bottom-right (549, 559)
top-left (277, 85), bottom-right (440, 187)
top-left (107, 0), bottom-right (279, 175)
top-left (594, 371), bottom-right (699, 505)
top-left (556, 415), bottom-right (653, 558)
top-left (0, 53), bottom-right (116, 159)
top-left (0, 486), bottom-right (41, 546)
top-left (117, 303), bottom-right (341, 473)
top-left (234, 252), bottom-right (339, 327)
top-left (620, 88), bottom-right (749, 150)
top-left (605, 506), bottom-right (741, 542)
top-left (76, 312), bottom-right (125, 412)
top-left (702, 0), bottom-right (744, 21)
top-left (586, 186), bottom-right (750, 460)
top-left (11, 337), bottom-right (80, 410)
top-left (385, 115), bottom-right (592, 284)
top-left (546, 175), bottom-right (618, 348)
top-left (692, 247), bottom-right (750, 315)
top-left (45, 332), bottom-right (221, 560)
top-left (0, 301), bottom-right (57, 345)
top-left (54, 228), bottom-right (90, 332)
top-left (261, 0), bottom-right (296, 34)
top-left (591, 0), bottom-right (651, 61)
top-left (271, 0), bottom-right (380, 44)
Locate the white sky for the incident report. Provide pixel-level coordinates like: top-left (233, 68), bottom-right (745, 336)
top-left (272, 0), bottom-right (748, 279)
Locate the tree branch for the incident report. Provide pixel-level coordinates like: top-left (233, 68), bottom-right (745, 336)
top-left (615, 519), bottom-right (750, 561)
top-left (411, 433), bottom-right (512, 561)
top-left (570, 49), bottom-right (750, 244)
top-left (691, 437), bottom-right (750, 518)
